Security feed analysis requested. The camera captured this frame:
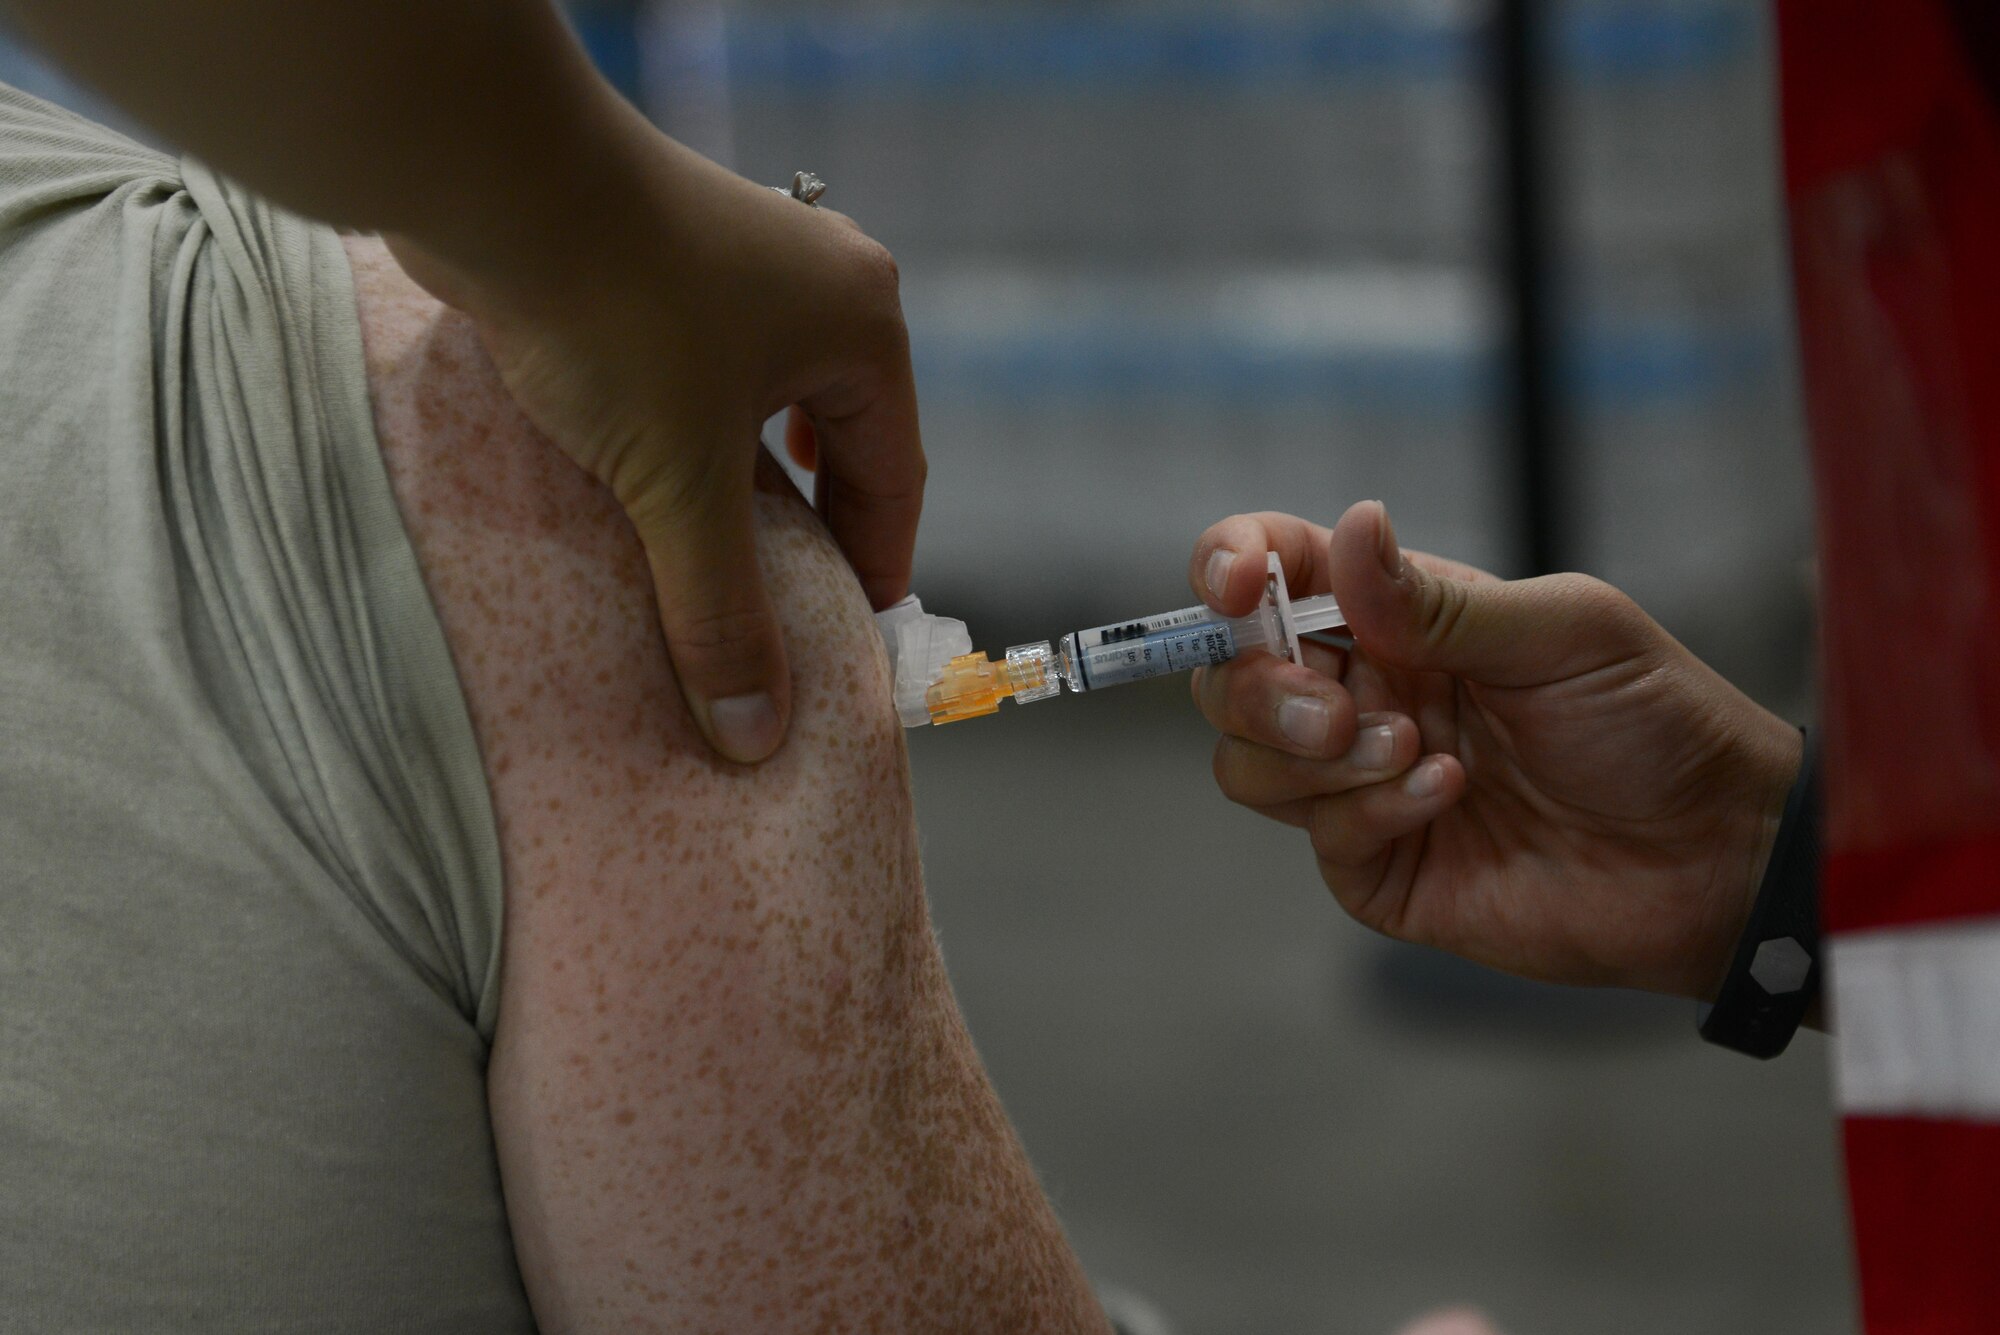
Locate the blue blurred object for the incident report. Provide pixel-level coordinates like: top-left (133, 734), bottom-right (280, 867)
top-left (567, 2), bottom-right (644, 104)
top-left (707, 12), bottom-right (1470, 93)
top-left (643, 1), bottom-right (1806, 667)
top-left (655, 6), bottom-right (1752, 95)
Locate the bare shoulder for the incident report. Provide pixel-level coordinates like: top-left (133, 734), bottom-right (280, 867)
top-left (342, 236), bottom-right (1106, 1333)
top-left (342, 234), bottom-right (889, 793)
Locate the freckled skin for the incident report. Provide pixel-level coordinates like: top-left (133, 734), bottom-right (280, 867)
top-left (343, 237), bottom-right (1110, 1334)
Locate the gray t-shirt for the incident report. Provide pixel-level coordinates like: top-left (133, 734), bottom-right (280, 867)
top-left (0, 85), bottom-right (534, 1330)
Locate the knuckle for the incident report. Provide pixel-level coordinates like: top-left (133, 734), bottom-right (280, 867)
top-left (1210, 738), bottom-right (1265, 805)
top-left (614, 432), bottom-right (737, 529)
top-left (1417, 571), bottom-right (1472, 653)
top-left (849, 237), bottom-right (902, 302)
top-left (1548, 570), bottom-right (1617, 612)
top-left (1587, 574), bottom-right (1642, 625)
top-left (1315, 856), bottom-right (1392, 932)
top-left (1305, 795), bottom-right (1347, 863)
top-left (670, 605), bottom-right (778, 661)
top-left (1549, 572), bottom-right (1650, 643)
top-left (815, 233), bottom-right (907, 356)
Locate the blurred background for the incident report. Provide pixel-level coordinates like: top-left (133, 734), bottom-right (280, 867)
top-left (1, 3), bottom-right (1848, 1331)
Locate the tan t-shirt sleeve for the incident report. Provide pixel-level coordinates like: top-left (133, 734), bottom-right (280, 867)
top-left (0, 81), bottom-right (528, 1330)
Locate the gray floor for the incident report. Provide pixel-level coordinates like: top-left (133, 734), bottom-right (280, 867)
top-left (910, 688), bottom-right (1854, 1335)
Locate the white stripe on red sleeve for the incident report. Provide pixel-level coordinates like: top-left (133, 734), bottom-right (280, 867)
top-left (1833, 916), bottom-right (2000, 1117)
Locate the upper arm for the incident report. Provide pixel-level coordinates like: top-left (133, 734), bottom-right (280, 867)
top-left (344, 237), bottom-right (1108, 1333)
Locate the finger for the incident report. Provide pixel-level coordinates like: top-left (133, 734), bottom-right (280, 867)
top-left (1307, 753), bottom-right (1465, 872)
top-left (1188, 511), bottom-right (1336, 615)
top-left (1212, 713), bottom-right (1422, 808)
top-left (1192, 652), bottom-right (1358, 758)
top-left (784, 405), bottom-right (818, 472)
top-left (626, 443), bottom-right (792, 765)
top-left (1327, 500), bottom-right (1650, 688)
top-left (804, 339), bottom-right (925, 612)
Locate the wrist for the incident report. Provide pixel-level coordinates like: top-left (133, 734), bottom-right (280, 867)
top-left (1698, 725), bottom-right (1824, 1055)
top-left (383, 67), bottom-right (664, 316)
top-left (1689, 713), bottom-right (1805, 1004)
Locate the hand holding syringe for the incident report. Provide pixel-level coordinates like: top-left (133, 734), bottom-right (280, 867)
top-left (878, 553), bottom-right (1348, 727)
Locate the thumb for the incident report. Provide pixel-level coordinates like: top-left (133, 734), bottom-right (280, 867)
top-left (1328, 500), bottom-right (1645, 688)
top-left (626, 451), bottom-right (791, 764)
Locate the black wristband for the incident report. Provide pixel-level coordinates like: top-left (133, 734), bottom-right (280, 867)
top-left (1698, 727), bottom-right (1822, 1059)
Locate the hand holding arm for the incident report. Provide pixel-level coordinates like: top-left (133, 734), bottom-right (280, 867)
top-left (5, 0), bottom-right (925, 763)
top-left (1188, 501), bottom-right (1802, 1004)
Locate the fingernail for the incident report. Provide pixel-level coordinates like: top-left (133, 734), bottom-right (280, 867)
top-left (1374, 502), bottom-right (1402, 577)
top-left (709, 692), bottom-right (782, 763)
top-left (1278, 695), bottom-right (1329, 750)
top-left (1205, 548), bottom-right (1237, 601)
top-left (1404, 758), bottom-right (1445, 799)
top-left (1350, 723), bottom-right (1397, 771)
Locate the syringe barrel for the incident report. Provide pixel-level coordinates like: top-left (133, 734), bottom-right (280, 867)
top-left (1056, 603), bottom-right (1285, 692)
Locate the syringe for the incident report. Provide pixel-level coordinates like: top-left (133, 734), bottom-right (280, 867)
top-left (879, 553), bottom-right (1347, 727)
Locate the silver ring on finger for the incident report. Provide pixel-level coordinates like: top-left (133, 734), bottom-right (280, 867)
top-left (773, 170), bottom-right (827, 207)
